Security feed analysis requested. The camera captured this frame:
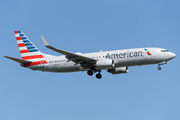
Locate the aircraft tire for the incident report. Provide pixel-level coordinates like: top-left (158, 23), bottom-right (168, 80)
top-left (96, 73), bottom-right (102, 79)
top-left (157, 67), bottom-right (161, 70)
top-left (87, 70), bottom-right (93, 76)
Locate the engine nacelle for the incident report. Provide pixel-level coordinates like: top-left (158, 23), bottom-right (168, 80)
top-left (95, 60), bottom-right (115, 69)
top-left (108, 67), bottom-right (129, 74)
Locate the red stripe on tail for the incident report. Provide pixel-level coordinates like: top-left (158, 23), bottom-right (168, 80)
top-left (22, 55), bottom-right (44, 60)
top-left (20, 49), bottom-right (29, 54)
top-left (14, 31), bottom-right (18, 34)
top-left (18, 43), bottom-right (26, 47)
top-left (16, 37), bottom-right (22, 40)
top-left (23, 60), bottom-right (48, 67)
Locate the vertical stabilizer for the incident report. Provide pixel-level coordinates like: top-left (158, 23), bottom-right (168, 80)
top-left (14, 30), bottom-right (47, 66)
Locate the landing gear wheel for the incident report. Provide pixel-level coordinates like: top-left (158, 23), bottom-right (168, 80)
top-left (96, 73), bottom-right (102, 79)
top-left (157, 67), bottom-right (161, 70)
top-left (87, 70), bottom-right (93, 76)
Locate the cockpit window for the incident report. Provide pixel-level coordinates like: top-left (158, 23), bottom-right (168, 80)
top-left (161, 50), bottom-right (169, 52)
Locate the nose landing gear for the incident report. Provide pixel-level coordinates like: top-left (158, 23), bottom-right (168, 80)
top-left (157, 66), bottom-right (161, 70)
top-left (157, 61), bottom-right (167, 70)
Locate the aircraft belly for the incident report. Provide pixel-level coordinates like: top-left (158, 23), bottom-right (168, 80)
top-left (51, 63), bottom-right (80, 72)
top-left (115, 56), bottom-right (156, 67)
top-left (115, 58), bottom-right (138, 66)
top-left (28, 64), bottom-right (56, 72)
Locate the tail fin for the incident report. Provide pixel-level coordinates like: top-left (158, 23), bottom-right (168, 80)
top-left (14, 30), bottom-right (47, 64)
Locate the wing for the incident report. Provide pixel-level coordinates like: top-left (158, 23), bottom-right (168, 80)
top-left (41, 36), bottom-right (97, 65)
top-left (4, 56), bottom-right (31, 64)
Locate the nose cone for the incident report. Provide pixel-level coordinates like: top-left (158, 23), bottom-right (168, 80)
top-left (169, 52), bottom-right (176, 59)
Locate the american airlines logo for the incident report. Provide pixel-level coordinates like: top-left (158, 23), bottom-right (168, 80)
top-left (144, 48), bottom-right (152, 55)
top-left (105, 49), bottom-right (151, 59)
top-left (105, 51), bottom-right (142, 59)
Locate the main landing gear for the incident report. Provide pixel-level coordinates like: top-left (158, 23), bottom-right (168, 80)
top-left (96, 71), bottom-right (102, 79)
top-left (87, 70), bottom-right (102, 79)
top-left (87, 70), bottom-right (93, 76)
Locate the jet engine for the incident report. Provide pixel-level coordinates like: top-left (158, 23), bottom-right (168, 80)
top-left (95, 60), bottom-right (115, 69)
top-left (108, 67), bottom-right (129, 74)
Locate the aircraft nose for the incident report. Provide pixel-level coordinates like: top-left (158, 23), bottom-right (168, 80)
top-left (169, 52), bottom-right (176, 59)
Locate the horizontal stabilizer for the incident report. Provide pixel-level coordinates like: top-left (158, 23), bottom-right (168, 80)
top-left (4, 56), bottom-right (31, 64)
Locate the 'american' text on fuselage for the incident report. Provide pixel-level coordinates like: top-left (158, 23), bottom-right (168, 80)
top-left (106, 51), bottom-right (143, 59)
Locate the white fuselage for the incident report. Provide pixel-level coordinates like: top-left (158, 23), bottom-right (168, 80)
top-left (5, 30), bottom-right (176, 79)
top-left (27, 47), bottom-right (176, 72)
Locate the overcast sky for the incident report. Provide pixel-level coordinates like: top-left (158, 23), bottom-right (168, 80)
top-left (1, 0), bottom-right (180, 120)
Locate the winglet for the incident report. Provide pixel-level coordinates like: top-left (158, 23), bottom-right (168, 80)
top-left (41, 36), bottom-right (50, 46)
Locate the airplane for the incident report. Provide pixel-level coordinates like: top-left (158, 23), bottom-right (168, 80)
top-left (4, 31), bottom-right (176, 79)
